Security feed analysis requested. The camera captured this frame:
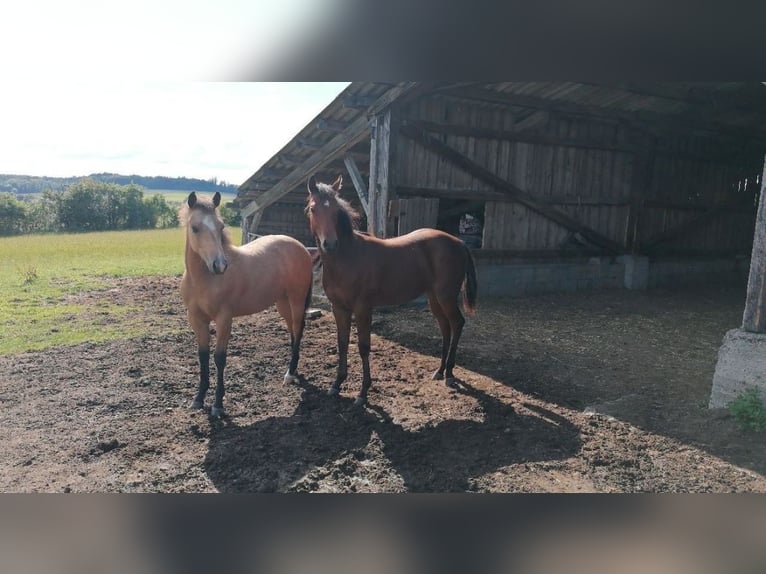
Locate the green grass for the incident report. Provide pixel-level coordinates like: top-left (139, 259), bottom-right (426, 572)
top-left (0, 228), bottom-right (240, 355)
top-left (144, 190), bottom-right (237, 204)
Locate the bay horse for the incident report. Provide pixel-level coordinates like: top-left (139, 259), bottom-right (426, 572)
top-left (307, 175), bottom-right (478, 406)
top-left (180, 191), bottom-right (313, 417)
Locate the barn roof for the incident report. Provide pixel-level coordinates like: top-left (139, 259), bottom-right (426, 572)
top-left (237, 82), bottom-right (766, 215)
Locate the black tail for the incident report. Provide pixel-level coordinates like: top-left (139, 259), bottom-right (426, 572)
top-left (462, 244), bottom-right (478, 314)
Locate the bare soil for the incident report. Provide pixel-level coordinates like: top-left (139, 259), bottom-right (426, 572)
top-left (1, 276), bottom-right (765, 492)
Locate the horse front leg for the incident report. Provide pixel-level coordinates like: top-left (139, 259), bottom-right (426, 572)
top-left (328, 305), bottom-right (351, 397)
top-left (189, 311), bottom-right (211, 409)
top-left (354, 307), bottom-right (373, 407)
top-left (211, 315), bottom-right (232, 418)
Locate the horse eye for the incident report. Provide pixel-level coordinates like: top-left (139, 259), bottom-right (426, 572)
top-left (191, 225), bottom-right (200, 234)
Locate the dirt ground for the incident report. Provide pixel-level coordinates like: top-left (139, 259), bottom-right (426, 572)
top-left (1, 275), bottom-right (765, 492)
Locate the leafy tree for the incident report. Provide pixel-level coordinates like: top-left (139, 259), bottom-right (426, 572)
top-left (58, 179), bottom-right (109, 231)
top-left (0, 192), bottom-right (27, 235)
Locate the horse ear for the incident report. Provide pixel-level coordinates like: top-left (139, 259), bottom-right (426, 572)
top-left (213, 191), bottom-right (221, 207)
top-left (331, 175), bottom-right (343, 192)
top-left (187, 192), bottom-right (197, 208)
top-left (307, 175), bottom-right (319, 196)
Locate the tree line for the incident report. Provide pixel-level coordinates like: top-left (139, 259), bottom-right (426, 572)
top-left (0, 173), bottom-right (238, 196)
top-left (0, 179), bottom-right (196, 236)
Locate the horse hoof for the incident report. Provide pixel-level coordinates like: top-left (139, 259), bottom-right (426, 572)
top-left (445, 377), bottom-right (460, 388)
top-left (432, 370), bottom-right (444, 381)
top-left (327, 386), bottom-right (340, 397)
top-left (191, 400), bottom-right (204, 409)
top-left (354, 396), bottom-right (367, 407)
top-left (284, 371), bottom-right (299, 385)
top-left (210, 406), bottom-right (224, 418)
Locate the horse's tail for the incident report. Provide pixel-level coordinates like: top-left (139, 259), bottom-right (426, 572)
top-left (462, 244), bottom-right (478, 314)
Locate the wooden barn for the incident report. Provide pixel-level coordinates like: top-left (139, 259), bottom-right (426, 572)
top-left (237, 82), bottom-right (766, 295)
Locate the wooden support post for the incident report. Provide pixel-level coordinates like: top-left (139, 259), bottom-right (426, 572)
top-left (243, 210), bottom-right (263, 243)
top-left (625, 133), bottom-right (656, 252)
top-left (368, 110), bottom-right (395, 238)
top-left (742, 157), bottom-right (766, 333)
top-left (343, 155), bottom-right (371, 219)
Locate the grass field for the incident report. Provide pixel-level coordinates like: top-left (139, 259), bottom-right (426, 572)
top-left (143, 190), bottom-right (237, 204)
top-left (0, 228), bottom-right (241, 355)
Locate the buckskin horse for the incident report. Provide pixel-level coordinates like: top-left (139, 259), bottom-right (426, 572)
top-left (180, 191), bottom-right (313, 417)
top-left (307, 175), bottom-right (477, 406)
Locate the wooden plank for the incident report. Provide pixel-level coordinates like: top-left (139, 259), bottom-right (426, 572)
top-left (342, 155), bottom-right (370, 218)
top-left (642, 197), bottom-right (755, 252)
top-left (399, 121), bottom-right (625, 253)
top-left (742, 156), bottom-right (766, 332)
top-left (368, 110), bottom-right (394, 237)
top-left (396, 197), bottom-right (439, 235)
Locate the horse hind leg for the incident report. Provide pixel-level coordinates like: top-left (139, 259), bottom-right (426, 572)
top-left (439, 296), bottom-right (466, 387)
top-left (283, 289), bottom-right (308, 384)
top-left (427, 292), bottom-right (451, 382)
top-left (275, 297), bottom-right (299, 384)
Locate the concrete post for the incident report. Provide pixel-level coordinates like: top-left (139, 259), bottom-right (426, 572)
top-left (620, 254), bottom-right (650, 290)
top-left (710, 156), bottom-right (766, 408)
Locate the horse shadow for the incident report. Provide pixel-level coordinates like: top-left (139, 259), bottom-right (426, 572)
top-left (204, 377), bottom-right (581, 492)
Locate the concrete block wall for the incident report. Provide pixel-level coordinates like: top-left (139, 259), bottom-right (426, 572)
top-left (476, 255), bottom-right (750, 297)
top-left (476, 257), bottom-right (625, 297)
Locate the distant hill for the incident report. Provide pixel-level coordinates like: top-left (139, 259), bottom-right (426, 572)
top-left (0, 173), bottom-right (239, 196)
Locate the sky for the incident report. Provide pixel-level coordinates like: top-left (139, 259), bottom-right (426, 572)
top-left (0, 1), bottom-right (351, 186)
top-left (0, 82), bottom-right (349, 186)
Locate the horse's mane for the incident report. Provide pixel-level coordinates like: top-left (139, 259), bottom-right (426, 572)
top-left (307, 182), bottom-right (360, 239)
top-left (178, 197), bottom-right (232, 247)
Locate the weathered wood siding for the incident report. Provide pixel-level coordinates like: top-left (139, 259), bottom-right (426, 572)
top-left (394, 197), bottom-right (439, 235)
top-left (395, 93), bottom-right (762, 255)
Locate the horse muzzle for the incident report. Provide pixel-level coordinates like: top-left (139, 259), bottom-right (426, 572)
top-left (321, 239), bottom-right (338, 253)
top-left (211, 257), bottom-right (228, 275)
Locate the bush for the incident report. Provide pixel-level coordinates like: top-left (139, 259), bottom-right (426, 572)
top-left (728, 388), bottom-right (766, 432)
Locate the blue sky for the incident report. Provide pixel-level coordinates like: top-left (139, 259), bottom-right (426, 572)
top-left (0, 82), bottom-right (348, 186)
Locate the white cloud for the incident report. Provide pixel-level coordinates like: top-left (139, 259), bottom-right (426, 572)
top-left (0, 82), bottom-right (349, 185)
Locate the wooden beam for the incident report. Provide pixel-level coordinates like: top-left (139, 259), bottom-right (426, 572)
top-left (742, 157), bottom-right (766, 332)
top-left (397, 185), bottom-right (631, 206)
top-left (342, 95), bottom-right (377, 109)
top-left (296, 137), bottom-right (324, 150)
top-left (397, 185), bottom-right (507, 202)
top-left (278, 153), bottom-right (306, 165)
top-left (239, 112), bottom-right (371, 213)
top-left (317, 119), bottom-right (348, 133)
top-left (399, 121), bottom-right (625, 254)
top-left (410, 119), bottom-right (637, 154)
top-left (343, 155), bottom-right (370, 218)
top-left (238, 84), bottom-right (426, 216)
top-left (441, 85), bottom-right (766, 143)
top-left (410, 118), bottom-right (759, 167)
